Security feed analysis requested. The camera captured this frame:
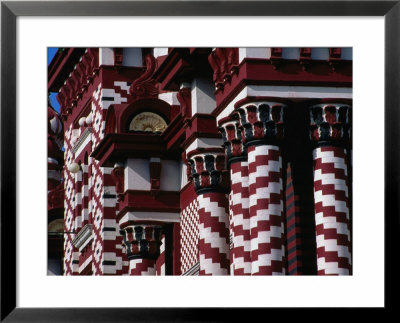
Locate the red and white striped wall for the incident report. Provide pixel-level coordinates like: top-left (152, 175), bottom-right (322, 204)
top-left (63, 79), bottom-right (131, 275)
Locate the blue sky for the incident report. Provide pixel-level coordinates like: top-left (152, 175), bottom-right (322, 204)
top-left (48, 47), bottom-right (58, 64)
top-left (48, 47), bottom-right (60, 112)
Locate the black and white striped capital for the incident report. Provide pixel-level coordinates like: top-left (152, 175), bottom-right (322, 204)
top-left (309, 102), bottom-right (351, 147)
top-left (235, 101), bottom-right (286, 147)
top-left (187, 149), bottom-right (229, 195)
top-left (218, 114), bottom-right (246, 165)
top-left (120, 224), bottom-right (162, 260)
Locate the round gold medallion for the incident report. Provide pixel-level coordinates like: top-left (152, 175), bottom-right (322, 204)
top-left (129, 112), bottom-right (167, 133)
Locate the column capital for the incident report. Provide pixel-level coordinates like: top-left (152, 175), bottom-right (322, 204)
top-left (218, 114), bottom-right (246, 164)
top-left (187, 148), bottom-right (229, 194)
top-left (120, 224), bottom-right (162, 260)
top-left (309, 102), bottom-right (351, 146)
top-left (235, 101), bottom-right (286, 146)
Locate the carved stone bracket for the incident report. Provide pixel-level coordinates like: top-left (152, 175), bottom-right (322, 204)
top-left (329, 48), bottom-right (342, 71)
top-left (208, 48), bottom-right (239, 91)
top-left (176, 86), bottom-right (192, 127)
top-left (149, 158), bottom-right (162, 195)
top-left (270, 48), bottom-right (283, 69)
top-left (300, 48), bottom-right (312, 70)
top-left (114, 48), bottom-right (124, 67)
top-left (111, 163), bottom-right (125, 202)
top-left (129, 54), bottom-right (158, 101)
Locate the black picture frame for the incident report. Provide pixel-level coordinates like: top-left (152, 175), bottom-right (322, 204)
top-left (1, 1), bottom-right (398, 321)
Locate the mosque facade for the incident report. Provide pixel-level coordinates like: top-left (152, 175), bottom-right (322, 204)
top-left (48, 47), bottom-right (352, 276)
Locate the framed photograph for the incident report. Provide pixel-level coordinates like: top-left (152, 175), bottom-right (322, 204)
top-left (1, 1), bottom-right (397, 321)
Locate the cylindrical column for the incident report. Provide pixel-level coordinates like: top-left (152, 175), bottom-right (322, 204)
top-left (120, 224), bottom-right (162, 275)
top-left (237, 101), bottom-right (286, 275)
top-left (219, 116), bottom-right (251, 275)
top-left (187, 149), bottom-right (230, 275)
top-left (310, 102), bottom-right (352, 275)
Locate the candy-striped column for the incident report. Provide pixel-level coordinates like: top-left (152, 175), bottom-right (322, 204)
top-left (187, 149), bottom-right (230, 275)
top-left (219, 116), bottom-right (251, 275)
top-left (310, 102), bottom-right (352, 275)
top-left (120, 224), bottom-right (162, 275)
top-left (237, 101), bottom-right (286, 275)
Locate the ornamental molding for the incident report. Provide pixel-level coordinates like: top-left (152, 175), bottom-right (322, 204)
top-left (58, 49), bottom-right (99, 118)
top-left (208, 48), bottom-right (239, 91)
top-left (72, 224), bottom-right (93, 251)
top-left (129, 54), bottom-right (158, 101)
top-left (71, 127), bottom-right (93, 154)
top-left (129, 112), bottom-right (167, 133)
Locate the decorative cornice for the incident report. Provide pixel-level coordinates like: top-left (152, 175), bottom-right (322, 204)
top-left (211, 57), bottom-right (353, 114)
top-left (90, 133), bottom-right (167, 167)
top-left (58, 48), bottom-right (99, 118)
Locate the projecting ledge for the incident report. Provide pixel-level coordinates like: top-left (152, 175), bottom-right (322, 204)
top-left (90, 133), bottom-right (166, 167)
